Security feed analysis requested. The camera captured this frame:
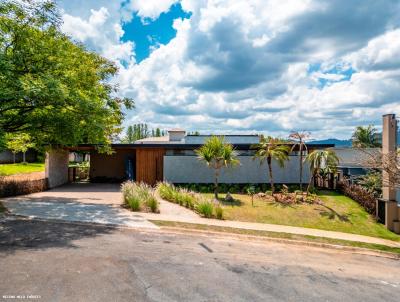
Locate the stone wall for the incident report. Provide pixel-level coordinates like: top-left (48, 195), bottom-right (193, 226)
top-left (45, 149), bottom-right (69, 188)
top-left (164, 155), bottom-right (310, 184)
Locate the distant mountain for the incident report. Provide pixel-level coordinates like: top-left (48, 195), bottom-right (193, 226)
top-left (309, 130), bottom-right (400, 147)
top-left (308, 138), bottom-right (352, 147)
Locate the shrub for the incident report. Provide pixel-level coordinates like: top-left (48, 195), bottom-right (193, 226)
top-left (337, 180), bottom-right (376, 215)
top-left (196, 200), bottom-right (214, 218)
top-left (157, 182), bottom-right (176, 202)
top-left (146, 196), bottom-right (159, 213)
top-left (0, 178), bottom-right (48, 198)
top-left (215, 205), bottom-right (224, 219)
top-left (157, 182), bottom-right (216, 217)
top-left (121, 181), bottom-right (159, 213)
top-left (157, 182), bottom-right (196, 209)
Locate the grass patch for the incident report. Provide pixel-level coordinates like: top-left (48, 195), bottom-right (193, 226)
top-left (201, 190), bottom-right (400, 242)
top-left (151, 220), bottom-right (400, 255)
top-left (0, 163), bottom-right (45, 176)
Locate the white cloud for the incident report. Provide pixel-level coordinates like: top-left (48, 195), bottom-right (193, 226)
top-left (127, 0), bottom-right (179, 20)
top-left (62, 7), bottom-right (135, 64)
top-left (59, 0), bottom-right (400, 139)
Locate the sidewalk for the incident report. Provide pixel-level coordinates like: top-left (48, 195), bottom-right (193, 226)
top-left (142, 198), bottom-right (400, 248)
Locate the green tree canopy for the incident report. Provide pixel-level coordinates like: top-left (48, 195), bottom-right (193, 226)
top-left (351, 125), bottom-right (381, 148)
top-left (6, 133), bottom-right (35, 162)
top-left (0, 0), bottom-right (134, 151)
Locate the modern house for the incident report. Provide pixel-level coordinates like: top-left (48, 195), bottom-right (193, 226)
top-left (69, 129), bottom-right (333, 185)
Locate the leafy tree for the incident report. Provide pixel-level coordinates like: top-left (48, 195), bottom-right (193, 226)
top-left (195, 136), bottom-right (239, 200)
top-left (357, 171), bottom-right (382, 195)
top-left (123, 124), bottom-right (165, 143)
top-left (6, 133), bottom-right (35, 163)
top-left (289, 131), bottom-right (310, 191)
top-left (252, 136), bottom-right (289, 195)
top-left (305, 149), bottom-right (339, 194)
top-left (351, 125), bottom-right (381, 148)
top-left (0, 0), bottom-right (133, 152)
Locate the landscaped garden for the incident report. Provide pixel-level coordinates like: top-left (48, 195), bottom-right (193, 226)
top-left (0, 163), bottom-right (45, 176)
top-left (200, 190), bottom-right (400, 241)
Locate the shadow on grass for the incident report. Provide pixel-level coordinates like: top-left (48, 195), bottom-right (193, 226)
top-left (219, 198), bottom-right (244, 207)
top-left (317, 204), bottom-right (351, 223)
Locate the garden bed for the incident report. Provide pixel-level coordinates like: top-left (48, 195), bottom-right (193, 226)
top-left (199, 190), bottom-right (400, 241)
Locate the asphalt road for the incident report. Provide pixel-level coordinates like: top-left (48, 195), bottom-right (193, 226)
top-left (0, 218), bottom-right (399, 302)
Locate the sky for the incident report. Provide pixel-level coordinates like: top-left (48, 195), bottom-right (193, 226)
top-left (59, 0), bottom-right (400, 140)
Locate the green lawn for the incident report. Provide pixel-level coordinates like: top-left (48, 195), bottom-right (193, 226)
top-left (0, 163), bottom-right (45, 176)
top-left (202, 190), bottom-right (400, 242)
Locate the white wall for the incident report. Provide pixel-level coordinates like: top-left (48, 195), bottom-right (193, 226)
top-left (164, 156), bottom-right (310, 184)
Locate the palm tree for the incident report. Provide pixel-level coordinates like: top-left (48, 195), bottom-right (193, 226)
top-left (351, 125), bottom-right (381, 148)
top-left (289, 131), bottom-right (310, 191)
top-left (195, 136), bottom-right (240, 199)
top-left (252, 136), bottom-right (289, 195)
top-left (306, 149), bottom-right (339, 193)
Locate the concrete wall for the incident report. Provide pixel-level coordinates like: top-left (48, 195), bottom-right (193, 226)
top-left (0, 149), bottom-right (37, 164)
top-left (45, 149), bottom-right (69, 188)
top-left (164, 156), bottom-right (310, 184)
top-left (90, 149), bottom-right (134, 181)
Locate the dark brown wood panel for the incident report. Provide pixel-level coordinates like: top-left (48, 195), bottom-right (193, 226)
top-left (136, 148), bottom-right (165, 185)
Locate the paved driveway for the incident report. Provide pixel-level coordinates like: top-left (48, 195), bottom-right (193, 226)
top-left (1, 183), bottom-right (157, 229)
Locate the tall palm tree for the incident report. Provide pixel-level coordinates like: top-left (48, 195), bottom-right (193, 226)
top-left (306, 149), bottom-right (339, 193)
top-left (252, 136), bottom-right (290, 195)
top-left (289, 131), bottom-right (310, 191)
top-left (195, 136), bottom-right (240, 199)
top-left (351, 125), bottom-right (381, 148)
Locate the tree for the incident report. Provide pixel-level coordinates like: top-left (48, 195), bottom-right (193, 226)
top-left (195, 136), bottom-right (240, 199)
top-left (252, 136), bottom-right (289, 195)
top-left (0, 0), bottom-right (134, 151)
top-left (289, 131), bottom-right (310, 191)
top-left (6, 133), bottom-right (35, 163)
top-left (305, 149), bottom-right (339, 194)
top-left (351, 125), bottom-right (381, 148)
top-left (122, 123), bottom-right (163, 143)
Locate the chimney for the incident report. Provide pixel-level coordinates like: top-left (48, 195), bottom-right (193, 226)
top-left (382, 114), bottom-right (397, 201)
top-left (381, 114), bottom-right (399, 233)
top-left (168, 128), bottom-right (186, 142)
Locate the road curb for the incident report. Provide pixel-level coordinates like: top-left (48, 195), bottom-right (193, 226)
top-left (3, 214), bottom-right (399, 260)
top-left (158, 226), bottom-right (400, 260)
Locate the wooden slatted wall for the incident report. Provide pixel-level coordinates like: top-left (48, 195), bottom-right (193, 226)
top-left (135, 148), bottom-right (166, 185)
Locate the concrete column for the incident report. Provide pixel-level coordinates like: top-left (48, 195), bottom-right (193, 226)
top-left (45, 149), bottom-right (69, 189)
top-left (382, 114), bottom-right (398, 232)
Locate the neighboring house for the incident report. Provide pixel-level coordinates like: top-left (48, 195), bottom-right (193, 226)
top-left (73, 129), bottom-right (333, 185)
top-left (333, 147), bottom-right (380, 180)
top-left (0, 149), bottom-right (37, 164)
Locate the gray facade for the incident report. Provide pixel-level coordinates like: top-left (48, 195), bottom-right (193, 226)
top-left (0, 149), bottom-right (37, 164)
top-left (163, 155), bottom-right (310, 184)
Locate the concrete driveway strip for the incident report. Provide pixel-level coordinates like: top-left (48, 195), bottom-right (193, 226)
top-left (2, 200), bottom-right (158, 229)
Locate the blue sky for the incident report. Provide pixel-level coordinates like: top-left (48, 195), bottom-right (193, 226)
top-left (60, 0), bottom-right (400, 139)
top-left (121, 3), bottom-right (190, 63)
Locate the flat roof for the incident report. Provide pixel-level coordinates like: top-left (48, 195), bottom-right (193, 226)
top-left (69, 143), bottom-right (335, 151)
